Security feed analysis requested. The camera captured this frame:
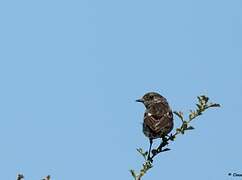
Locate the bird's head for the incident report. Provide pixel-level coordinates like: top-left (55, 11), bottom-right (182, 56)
top-left (136, 92), bottom-right (164, 108)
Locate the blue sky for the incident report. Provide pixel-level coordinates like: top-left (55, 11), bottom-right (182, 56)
top-left (0, 0), bottom-right (241, 180)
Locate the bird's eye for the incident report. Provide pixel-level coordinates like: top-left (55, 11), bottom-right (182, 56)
top-left (149, 95), bottom-right (154, 99)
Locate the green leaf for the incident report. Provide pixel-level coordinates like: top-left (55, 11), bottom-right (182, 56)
top-left (196, 110), bottom-right (202, 115)
top-left (196, 103), bottom-right (202, 110)
top-left (176, 128), bottom-right (181, 133)
top-left (202, 95), bottom-right (209, 103)
top-left (129, 169), bottom-right (136, 178)
top-left (169, 134), bottom-right (176, 141)
top-left (161, 148), bottom-right (171, 152)
top-left (173, 111), bottom-right (184, 121)
top-left (136, 148), bottom-right (148, 159)
top-left (189, 113), bottom-right (193, 120)
top-left (209, 103), bottom-right (221, 107)
top-left (197, 96), bottom-right (202, 102)
top-left (181, 121), bottom-right (188, 129)
top-left (186, 126), bottom-right (195, 130)
top-left (136, 148), bottom-right (143, 154)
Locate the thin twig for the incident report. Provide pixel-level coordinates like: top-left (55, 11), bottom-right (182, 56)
top-left (17, 174), bottom-right (24, 180)
top-left (130, 95), bottom-right (220, 180)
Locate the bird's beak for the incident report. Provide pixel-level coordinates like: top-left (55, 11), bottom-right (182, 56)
top-left (136, 98), bottom-right (144, 103)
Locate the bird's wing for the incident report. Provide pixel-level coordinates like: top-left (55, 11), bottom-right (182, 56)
top-left (144, 111), bottom-right (173, 134)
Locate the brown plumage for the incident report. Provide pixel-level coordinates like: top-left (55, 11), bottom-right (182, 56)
top-left (136, 92), bottom-right (174, 159)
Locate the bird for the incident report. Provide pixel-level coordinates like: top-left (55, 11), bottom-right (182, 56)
top-left (136, 92), bottom-right (174, 159)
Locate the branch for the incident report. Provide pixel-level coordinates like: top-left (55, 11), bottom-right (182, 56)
top-left (16, 174), bottom-right (51, 180)
top-left (17, 174), bottom-right (24, 180)
top-left (130, 95), bottom-right (220, 180)
top-left (41, 175), bottom-right (51, 180)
